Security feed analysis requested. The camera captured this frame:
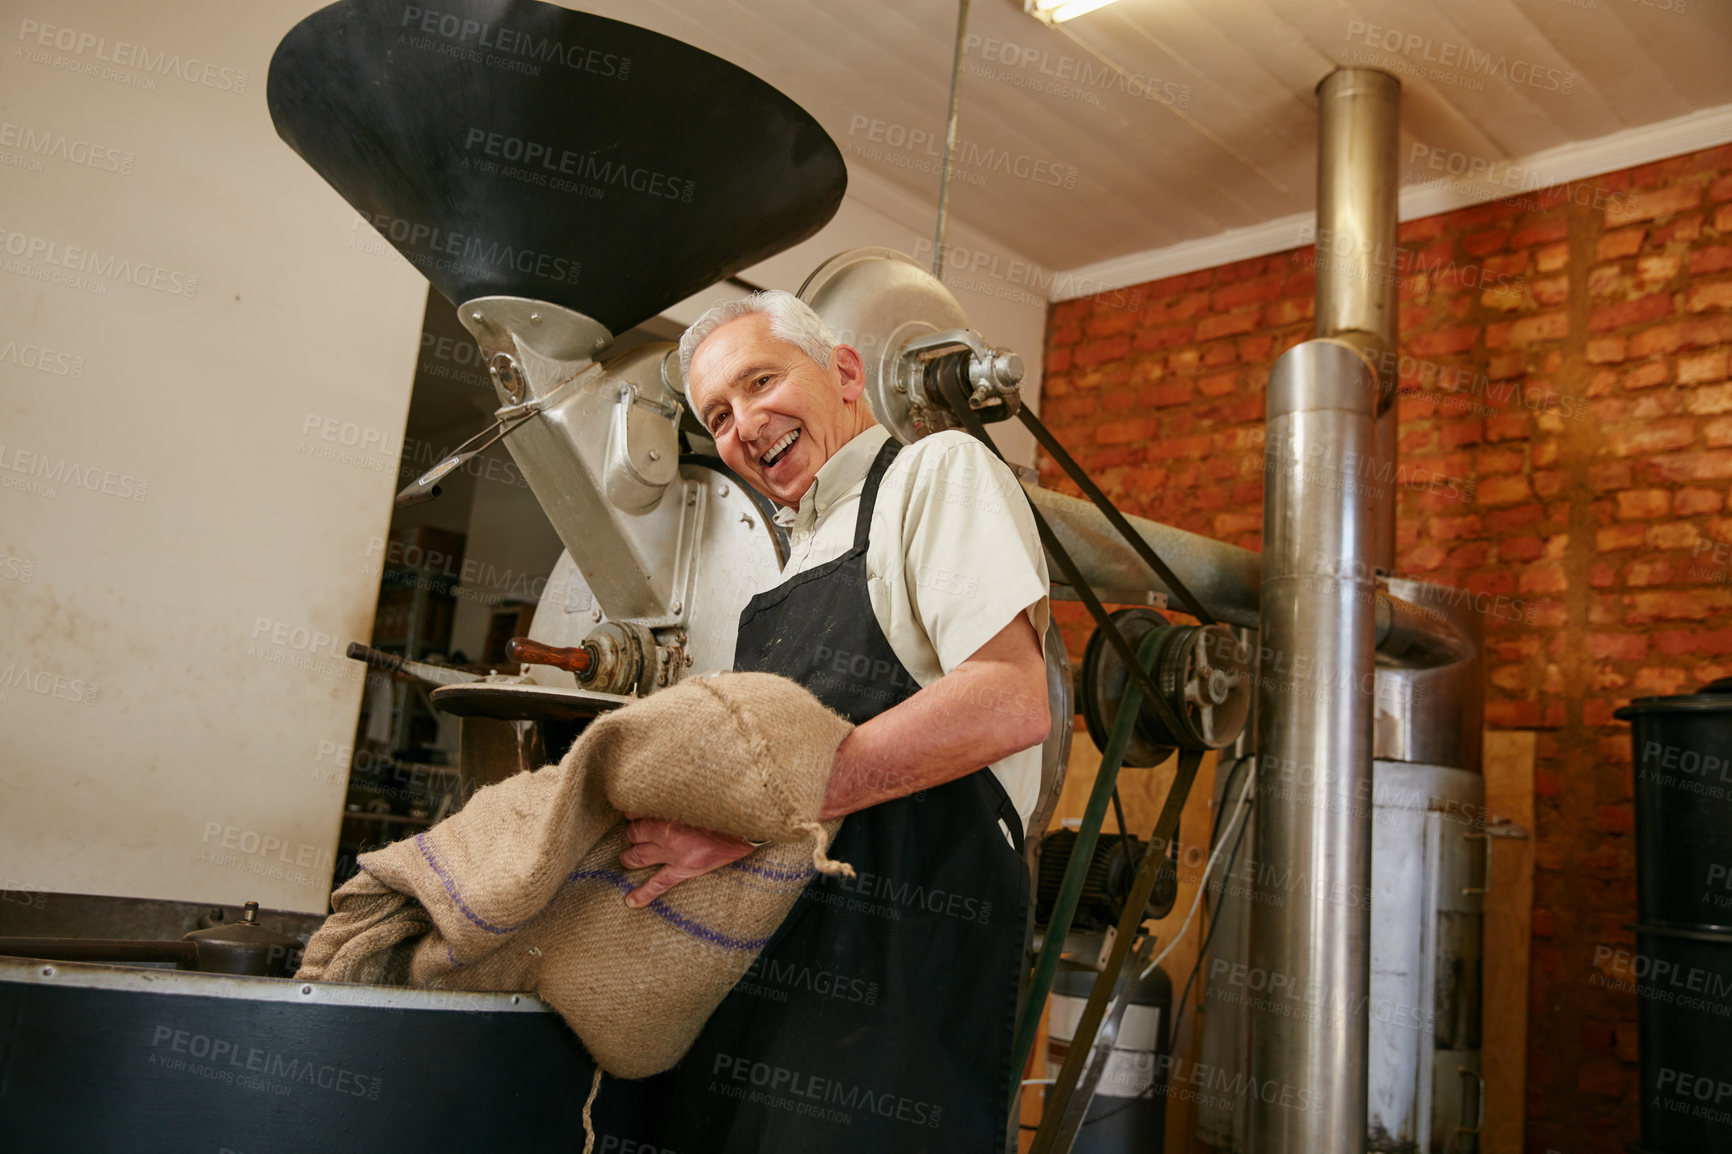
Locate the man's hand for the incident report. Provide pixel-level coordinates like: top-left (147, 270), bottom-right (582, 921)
top-left (619, 817), bottom-right (756, 908)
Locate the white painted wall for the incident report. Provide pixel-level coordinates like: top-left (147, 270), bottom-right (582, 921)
top-left (0, 0), bottom-right (429, 913)
top-left (0, 1), bottom-right (1050, 914)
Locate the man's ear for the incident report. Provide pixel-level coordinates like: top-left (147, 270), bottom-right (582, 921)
top-left (832, 344), bottom-right (867, 403)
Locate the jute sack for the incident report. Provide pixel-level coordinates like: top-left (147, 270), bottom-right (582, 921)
top-left (295, 671), bottom-right (855, 1079)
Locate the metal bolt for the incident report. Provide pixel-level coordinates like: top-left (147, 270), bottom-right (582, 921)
top-left (529, 312), bottom-right (542, 324)
top-left (471, 312), bottom-right (483, 322)
top-left (671, 600), bottom-right (683, 614)
top-left (592, 607), bottom-right (602, 621)
top-left (648, 450), bottom-right (661, 462)
top-left (594, 337), bottom-right (606, 349)
top-left (740, 513), bottom-right (755, 528)
top-left (684, 491), bottom-right (696, 506)
top-left (718, 483), bottom-right (729, 497)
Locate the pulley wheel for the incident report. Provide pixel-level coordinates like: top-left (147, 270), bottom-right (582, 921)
top-left (1081, 608), bottom-right (1176, 768)
top-left (1082, 613), bottom-right (1252, 763)
top-left (798, 248), bottom-right (968, 445)
top-left (1155, 623), bottom-right (1251, 751)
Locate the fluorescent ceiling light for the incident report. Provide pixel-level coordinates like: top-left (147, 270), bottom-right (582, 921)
top-left (1027, 0), bottom-right (1124, 23)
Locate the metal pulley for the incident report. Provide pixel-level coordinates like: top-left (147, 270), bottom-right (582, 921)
top-left (798, 248), bottom-right (1024, 444)
top-left (1035, 829), bottom-right (1180, 934)
top-left (1080, 609), bottom-right (1250, 767)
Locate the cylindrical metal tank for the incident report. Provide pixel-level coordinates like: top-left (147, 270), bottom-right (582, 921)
top-left (1615, 679), bottom-right (1732, 1154)
top-left (1046, 964), bottom-right (1172, 1151)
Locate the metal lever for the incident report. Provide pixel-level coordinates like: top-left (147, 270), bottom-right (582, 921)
top-left (505, 636), bottom-right (595, 677)
top-left (345, 642), bottom-right (480, 687)
top-left (394, 408), bottom-right (540, 507)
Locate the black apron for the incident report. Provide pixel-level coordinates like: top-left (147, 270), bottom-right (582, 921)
top-left (613, 438), bottom-right (1030, 1153)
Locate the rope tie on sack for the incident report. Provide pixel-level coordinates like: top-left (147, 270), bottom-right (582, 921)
top-left (691, 675), bottom-right (856, 878)
top-left (581, 1066), bottom-right (603, 1153)
top-left (795, 820), bottom-right (855, 878)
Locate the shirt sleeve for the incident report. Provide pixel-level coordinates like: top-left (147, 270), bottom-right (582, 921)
top-left (871, 434), bottom-right (1050, 678)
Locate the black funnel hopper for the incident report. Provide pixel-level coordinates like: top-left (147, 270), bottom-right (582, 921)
top-left (267, 0), bottom-right (846, 334)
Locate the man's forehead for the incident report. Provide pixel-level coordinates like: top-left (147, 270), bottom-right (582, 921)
top-left (689, 315), bottom-right (803, 406)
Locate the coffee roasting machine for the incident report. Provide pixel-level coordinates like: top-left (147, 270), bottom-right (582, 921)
top-left (0, 3), bottom-right (1490, 1153)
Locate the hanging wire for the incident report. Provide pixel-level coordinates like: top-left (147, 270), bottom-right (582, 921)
top-left (932, 0), bottom-right (971, 277)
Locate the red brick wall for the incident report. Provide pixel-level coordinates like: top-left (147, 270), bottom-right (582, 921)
top-left (1036, 142), bottom-right (1732, 1154)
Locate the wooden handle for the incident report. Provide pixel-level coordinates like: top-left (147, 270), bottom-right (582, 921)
top-left (505, 637), bottom-right (594, 675)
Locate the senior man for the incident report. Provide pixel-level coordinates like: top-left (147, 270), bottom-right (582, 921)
top-left (616, 289), bottom-right (1051, 1153)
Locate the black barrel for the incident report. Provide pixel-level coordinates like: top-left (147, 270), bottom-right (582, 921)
top-left (1046, 964), bottom-right (1171, 1152)
top-left (1615, 678), bottom-right (1732, 1154)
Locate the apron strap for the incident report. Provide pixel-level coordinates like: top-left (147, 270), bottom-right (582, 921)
top-left (850, 434), bottom-right (1028, 858)
top-left (851, 436), bottom-right (903, 553)
top-left (990, 779), bottom-right (1026, 857)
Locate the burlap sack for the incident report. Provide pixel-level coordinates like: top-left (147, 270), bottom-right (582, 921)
top-left (295, 671), bottom-right (854, 1079)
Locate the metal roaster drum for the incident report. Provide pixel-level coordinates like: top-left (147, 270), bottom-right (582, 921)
top-left (1045, 965), bottom-right (1172, 1152)
top-left (1614, 677), bottom-right (1732, 1154)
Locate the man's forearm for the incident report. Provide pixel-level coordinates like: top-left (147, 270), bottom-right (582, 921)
top-left (818, 617), bottom-right (1050, 820)
top-left (618, 613), bottom-right (1049, 905)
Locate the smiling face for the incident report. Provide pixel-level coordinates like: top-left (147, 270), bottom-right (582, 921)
top-left (686, 312), bottom-right (871, 507)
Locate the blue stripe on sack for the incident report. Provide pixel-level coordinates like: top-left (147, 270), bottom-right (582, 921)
top-left (725, 858), bottom-right (816, 883)
top-left (567, 869), bottom-right (774, 952)
top-left (414, 833), bottom-right (524, 936)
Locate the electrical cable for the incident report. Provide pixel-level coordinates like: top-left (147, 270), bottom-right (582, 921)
top-left (1168, 788), bottom-right (1251, 1046)
top-left (1163, 755), bottom-right (1255, 1047)
top-left (1023, 761), bottom-right (1252, 1131)
top-left (1138, 763), bottom-right (1254, 981)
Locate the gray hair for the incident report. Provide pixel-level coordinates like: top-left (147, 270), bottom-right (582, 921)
top-left (677, 289), bottom-right (838, 395)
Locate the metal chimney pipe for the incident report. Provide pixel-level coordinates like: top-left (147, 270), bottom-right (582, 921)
top-left (1314, 67), bottom-right (1401, 571)
top-left (1249, 338), bottom-right (1379, 1154)
top-left (1247, 67), bottom-right (1399, 1154)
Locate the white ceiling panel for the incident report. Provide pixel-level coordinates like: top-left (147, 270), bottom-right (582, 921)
top-left (570, 0), bottom-right (1732, 282)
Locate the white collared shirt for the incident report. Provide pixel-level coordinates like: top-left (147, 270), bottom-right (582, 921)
top-left (770, 424), bottom-right (1051, 828)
